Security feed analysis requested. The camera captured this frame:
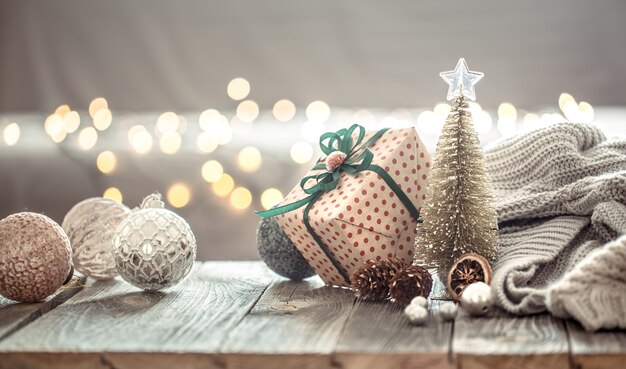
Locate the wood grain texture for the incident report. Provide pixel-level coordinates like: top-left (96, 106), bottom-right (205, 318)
top-left (219, 276), bottom-right (355, 369)
top-left (0, 262), bottom-right (275, 369)
top-left (334, 270), bottom-right (453, 369)
top-left (0, 274), bottom-right (86, 342)
top-left (453, 310), bottom-right (570, 369)
top-left (567, 320), bottom-right (626, 369)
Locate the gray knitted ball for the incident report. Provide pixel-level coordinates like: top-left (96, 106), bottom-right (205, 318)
top-left (256, 217), bottom-right (315, 280)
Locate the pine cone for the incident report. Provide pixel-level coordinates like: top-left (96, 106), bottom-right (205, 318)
top-left (350, 258), bottom-right (406, 301)
top-left (389, 265), bottom-right (433, 306)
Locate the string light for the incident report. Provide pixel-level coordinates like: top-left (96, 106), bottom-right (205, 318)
top-left (212, 173), bottom-right (235, 197)
top-left (578, 101), bottom-right (594, 122)
top-left (196, 132), bottom-right (218, 153)
top-left (3, 123), bottom-right (20, 146)
top-left (103, 187), bottom-right (123, 203)
top-left (273, 99), bottom-right (296, 122)
top-left (227, 77), bottom-right (250, 101)
top-left (63, 111), bottom-right (81, 133)
top-left (157, 112), bottom-right (180, 134)
top-left (416, 111), bottom-right (441, 135)
top-left (260, 188), bottom-right (283, 210)
top-left (45, 114), bottom-right (65, 137)
top-left (78, 127), bottom-right (98, 150)
top-left (201, 160), bottom-right (224, 183)
top-left (236, 100), bottom-right (259, 123)
top-left (558, 93), bottom-right (575, 112)
top-left (89, 97), bottom-right (108, 118)
top-left (130, 128), bottom-right (153, 154)
top-left (290, 141), bottom-right (314, 164)
top-left (237, 146), bottom-right (262, 172)
top-left (497, 102), bottom-right (517, 137)
top-left (199, 109), bottom-right (221, 130)
top-left (306, 101), bottom-right (331, 123)
top-left (230, 187), bottom-right (252, 210)
top-left (167, 183), bottom-right (191, 208)
top-left (54, 104), bottom-right (71, 117)
top-left (159, 132), bottom-right (182, 155)
top-left (93, 108), bottom-right (112, 131)
top-left (96, 151), bottom-right (117, 174)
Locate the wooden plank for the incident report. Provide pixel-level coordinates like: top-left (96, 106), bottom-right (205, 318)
top-left (334, 271), bottom-right (454, 369)
top-left (0, 261), bottom-right (275, 369)
top-left (219, 276), bottom-right (355, 369)
top-left (453, 310), bottom-right (570, 369)
top-left (567, 320), bottom-right (626, 369)
top-left (0, 273), bottom-right (86, 342)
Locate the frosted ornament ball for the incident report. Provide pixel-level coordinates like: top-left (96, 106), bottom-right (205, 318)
top-left (113, 193), bottom-right (196, 291)
top-left (0, 212), bottom-right (72, 302)
top-left (62, 197), bottom-right (131, 280)
top-left (460, 282), bottom-right (493, 316)
top-left (404, 304), bottom-right (429, 326)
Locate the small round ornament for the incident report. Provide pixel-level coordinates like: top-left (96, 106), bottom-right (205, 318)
top-left (439, 302), bottom-right (459, 321)
top-left (113, 193), bottom-right (196, 291)
top-left (0, 212), bottom-right (72, 302)
top-left (62, 197), bottom-right (131, 280)
top-left (447, 253), bottom-right (492, 301)
top-left (410, 296), bottom-right (428, 308)
top-left (257, 216), bottom-right (315, 281)
top-left (460, 282), bottom-right (493, 317)
top-left (404, 304), bottom-right (429, 325)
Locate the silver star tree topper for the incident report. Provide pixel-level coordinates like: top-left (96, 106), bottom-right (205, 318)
top-left (440, 58), bottom-right (484, 101)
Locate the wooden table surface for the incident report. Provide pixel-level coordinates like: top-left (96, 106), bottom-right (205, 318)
top-left (0, 261), bottom-right (624, 369)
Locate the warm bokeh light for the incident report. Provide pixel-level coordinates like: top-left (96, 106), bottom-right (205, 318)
top-left (237, 146), bottom-right (262, 172)
top-left (416, 111), bottom-right (443, 135)
top-left (199, 109), bottom-right (221, 130)
top-left (227, 77), bottom-right (251, 101)
top-left (236, 100), bottom-right (259, 123)
top-left (89, 97), bottom-right (108, 118)
top-left (130, 129), bottom-right (153, 154)
top-left (63, 111), bottom-right (81, 133)
top-left (474, 110), bottom-right (493, 134)
top-left (212, 173), bottom-right (235, 197)
top-left (103, 187), bottom-right (123, 203)
top-left (157, 112), bottom-right (180, 134)
top-left (3, 123), bottom-right (20, 146)
top-left (301, 120), bottom-right (325, 143)
top-left (78, 127), bottom-right (98, 150)
top-left (273, 99), bottom-right (296, 122)
top-left (558, 93), bottom-right (575, 112)
top-left (159, 132), bottom-right (182, 155)
top-left (167, 183), bottom-right (191, 208)
top-left (497, 103), bottom-right (517, 137)
top-left (93, 108), bottom-right (112, 131)
top-left (579, 101), bottom-right (594, 122)
top-left (96, 151), bottom-right (117, 174)
top-left (498, 103), bottom-right (517, 120)
top-left (230, 187), bottom-right (252, 210)
top-left (305, 100), bottom-right (331, 123)
top-left (260, 188), bottom-right (284, 210)
top-left (197, 132), bottom-right (218, 153)
top-left (523, 113), bottom-right (541, 126)
top-left (290, 141), bottom-right (314, 164)
top-left (201, 160), bottom-right (224, 183)
top-left (433, 103), bottom-right (451, 118)
top-left (45, 114), bottom-right (65, 137)
top-left (55, 104), bottom-right (71, 117)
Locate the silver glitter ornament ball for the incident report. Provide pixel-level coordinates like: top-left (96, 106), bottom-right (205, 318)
top-left (404, 304), bottom-right (429, 325)
top-left (460, 282), bottom-right (493, 316)
top-left (62, 197), bottom-right (131, 280)
top-left (0, 212), bottom-right (72, 302)
top-left (113, 194), bottom-right (196, 291)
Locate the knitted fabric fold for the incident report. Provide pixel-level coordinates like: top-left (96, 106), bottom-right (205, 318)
top-left (484, 122), bottom-right (626, 331)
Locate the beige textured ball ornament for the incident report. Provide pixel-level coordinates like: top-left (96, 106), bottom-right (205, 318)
top-left (62, 197), bottom-right (131, 280)
top-left (113, 193), bottom-right (196, 291)
top-left (0, 212), bottom-right (72, 302)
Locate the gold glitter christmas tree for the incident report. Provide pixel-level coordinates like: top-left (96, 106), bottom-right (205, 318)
top-left (414, 58), bottom-right (498, 274)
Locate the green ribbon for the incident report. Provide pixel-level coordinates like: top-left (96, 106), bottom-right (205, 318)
top-left (257, 124), bottom-right (421, 284)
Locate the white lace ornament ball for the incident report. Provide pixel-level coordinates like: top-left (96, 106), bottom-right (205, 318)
top-left (62, 197), bottom-right (131, 280)
top-left (113, 194), bottom-right (196, 291)
top-left (460, 282), bottom-right (493, 316)
top-left (439, 302), bottom-right (458, 321)
top-left (0, 212), bottom-right (72, 302)
top-left (404, 304), bottom-right (429, 325)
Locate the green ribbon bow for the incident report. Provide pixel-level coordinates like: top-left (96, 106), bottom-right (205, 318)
top-left (257, 124), bottom-right (421, 284)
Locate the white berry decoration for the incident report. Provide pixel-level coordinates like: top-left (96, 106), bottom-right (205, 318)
top-left (404, 304), bottom-right (429, 325)
top-left (460, 282), bottom-right (493, 316)
top-left (439, 302), bottom-right (458, 321)
top-left (410, 296), bottom-right (428, 308)
top-left (113, 193), bottom-right (196, 291)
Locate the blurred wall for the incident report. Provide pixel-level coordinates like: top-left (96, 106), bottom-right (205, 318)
top-left (1, 0), bottom-right (625, 112)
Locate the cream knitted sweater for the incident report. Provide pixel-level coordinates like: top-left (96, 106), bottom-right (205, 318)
top-left (484, 122), bottom-right (626, 331)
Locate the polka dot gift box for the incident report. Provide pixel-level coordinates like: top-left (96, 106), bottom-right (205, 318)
top-left (258, 124), bottom-right (431, 287)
